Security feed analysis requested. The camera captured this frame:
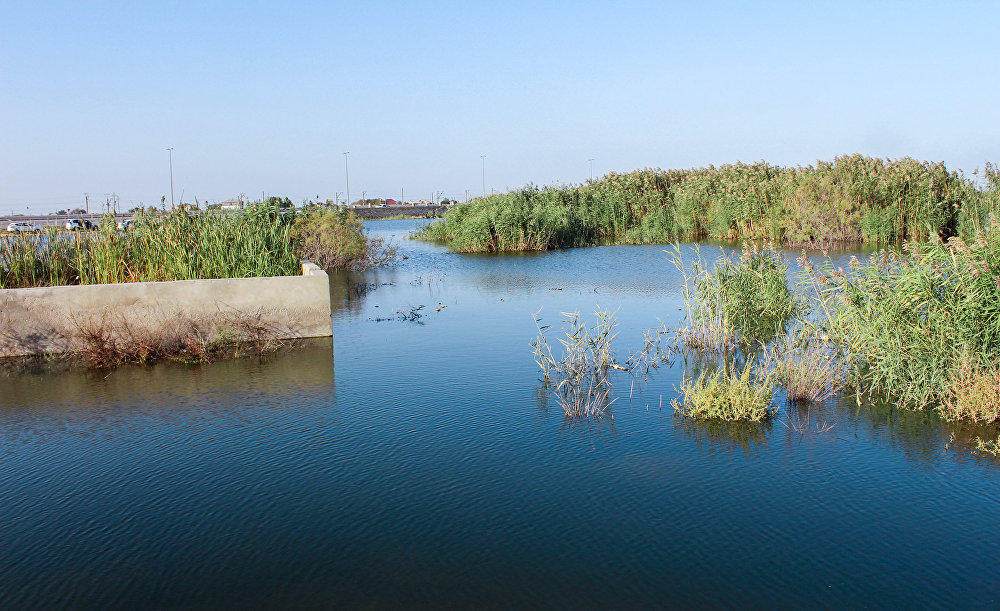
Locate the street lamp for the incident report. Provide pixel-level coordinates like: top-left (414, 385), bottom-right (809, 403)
top-left (166, 148), bottom-right (175, 208)
top-left (343, 152), bottom-right (351, 205)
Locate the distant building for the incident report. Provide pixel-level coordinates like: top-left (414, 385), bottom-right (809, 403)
top-left (219, 199), bottom-right (243, 211)
top-left (385, 199), bottom-right (398, 206)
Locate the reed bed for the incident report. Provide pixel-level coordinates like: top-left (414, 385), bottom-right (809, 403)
top-left (0, 204), bottom-right (390, 289)
top-left (418, 155), bottom-right (999, 253)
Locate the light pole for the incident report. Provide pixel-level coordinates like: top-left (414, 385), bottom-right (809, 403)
top-left (588, 158), bottom-right (594, 182)
top-left (481, 155), bottom-right (486, 196)
top-left (166, 148), bottom-right (175, 209)
top-left (343, 152), bottom-right (350, 205)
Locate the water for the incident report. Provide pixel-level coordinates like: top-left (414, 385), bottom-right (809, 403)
top-left (3, 219), bottom-right (999, 608)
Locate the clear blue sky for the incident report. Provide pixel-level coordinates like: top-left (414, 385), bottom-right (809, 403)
top-left (2, 1), bottom-right (997, 213)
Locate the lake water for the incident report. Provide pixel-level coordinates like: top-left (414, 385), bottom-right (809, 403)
top-left (3, 219), bottom-right (999, 608)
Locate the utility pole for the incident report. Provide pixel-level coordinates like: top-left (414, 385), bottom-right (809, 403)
top-left (481, 154), bottom-right (486, 196)
top-left (343, 152), bottom-right (350, 205)
top-left (588, 158), bottom-right (594, 181)
top-left (362, 190), bottom-right (366, 205)
top-left (401, 187), bottom-right (404, 205)
top-left (166, 147), bottom-right (175, 209)
top-left (84, 193), bottom-right (89, 214)
top-left (465, 189), bottom-right (469, 203)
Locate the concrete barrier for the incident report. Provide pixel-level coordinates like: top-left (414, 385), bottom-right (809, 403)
top-left (0, 261), bottom-right (332, 358)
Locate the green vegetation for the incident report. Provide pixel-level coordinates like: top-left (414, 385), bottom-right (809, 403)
top-left (531, 308), bottom-right (622, 419)
top-left (293, 206), bottom-right (396, 270)
top-left (672, 359), bottom-right (777, 422)
top-left (669, 229), bottom-right (1000, 424)
top-left (418, 155), bottom-right (1000, 252)
top-left (1, 204), bottom-right (393, 289)
top-left (808, 232), bottom-right (1000, 419)
top-left (672, 244), bottom-right (800, 350)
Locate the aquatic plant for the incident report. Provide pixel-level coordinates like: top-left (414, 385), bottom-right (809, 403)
top-left (670, 244), bottom-right (800, 351)
top-left (939, 358), bottom-right (1000, 424)
top-left (531, 308), bottom-right (623, 419)
top-left (806, 232), bottom-right (1000, 413)
top-left (293, 205), bottom-right (396, 270)
top-left (417, 155), bottom-right (986, 252)
top-left (764, 327), bottom-right (846, 403)
top-left (975, 434), bottom-right (1000, 457)
top-left (672, 358), bottom-right (777, 422)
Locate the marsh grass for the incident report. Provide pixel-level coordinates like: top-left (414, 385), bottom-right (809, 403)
top-left (0, 203), bottom-right (397, 289)
top-left (671, 243), bottom-right (800, 351)
top-left (418, 155), bottom-right (991, 253)
top-left (532, 308), bottom-right (623, 419)
top-left (672, 358), bottom-right (777, 422)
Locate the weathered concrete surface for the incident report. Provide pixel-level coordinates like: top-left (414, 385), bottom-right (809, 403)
top-left (0, 262), bottom-right (331, 357)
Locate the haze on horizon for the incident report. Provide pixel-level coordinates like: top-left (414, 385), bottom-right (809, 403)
top-left (2, 1), bottom-right (997, 214)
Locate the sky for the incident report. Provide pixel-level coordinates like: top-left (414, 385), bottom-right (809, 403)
top-left (1, 1), bottom-right (998, 213)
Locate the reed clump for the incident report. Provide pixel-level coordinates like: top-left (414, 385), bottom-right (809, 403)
top-left (764, 328), bottom-right (847, 403)
top-left (1, 202), bottom-right (394, 289)
top-left (672, 244), bottom-right (800, 351)
top-left (672, 359), bottom-right (777, 422)
top-left (808, 231), bottom-right (1000, 416)
top-left (531, 308), bottom-right (623, 419)
top-left (418, 155), bottom-right (995, 253)
top-left (293, 206), bottom-right (396, 270)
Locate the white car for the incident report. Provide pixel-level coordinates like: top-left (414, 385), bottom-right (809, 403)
top-left (6, 221), bottom-right (41, 233)
top-left (117, 219), bottom-right (133, 231)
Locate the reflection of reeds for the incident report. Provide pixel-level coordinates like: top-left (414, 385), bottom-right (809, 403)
top-left (674, 414), bottom-right (772, 452)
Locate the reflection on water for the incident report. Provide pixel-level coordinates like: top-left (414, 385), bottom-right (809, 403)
top-left (2, 220), bottom-right (999, 608)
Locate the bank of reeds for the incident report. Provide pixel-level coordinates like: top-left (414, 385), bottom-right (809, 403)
top-left (1, 204), bottom-right (393, 289)
top-left (418, 155), bottom-right (999, 252)
top-left (806, 231), bottom-right (1000, 421)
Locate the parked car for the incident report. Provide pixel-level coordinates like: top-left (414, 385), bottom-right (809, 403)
top-left (6, 221), bottom-right (41, 233)
top-left (117, 219), bottom-right (133, 231)
top-left (65, 218), bottom-right (87, 231)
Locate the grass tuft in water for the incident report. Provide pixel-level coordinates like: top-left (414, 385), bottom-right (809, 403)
top-left (531, 308), bottom-right (624, 419)
top-left (672, 358), bottom-right (777, 422)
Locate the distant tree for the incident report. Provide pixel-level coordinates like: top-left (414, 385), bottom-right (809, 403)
top-left (439, 198), bottom-right (452, 205)
top-left (70, 208), bottom-right (87, 215)
top-left (56, 209), bottom-right (67, 215)
top-left (265, 196), bottom-right (293, 209)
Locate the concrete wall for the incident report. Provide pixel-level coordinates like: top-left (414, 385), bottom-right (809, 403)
top-left (348, 204), bottom-right (447, 219)
top-left (0, 262), bottom-right (331, 358)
